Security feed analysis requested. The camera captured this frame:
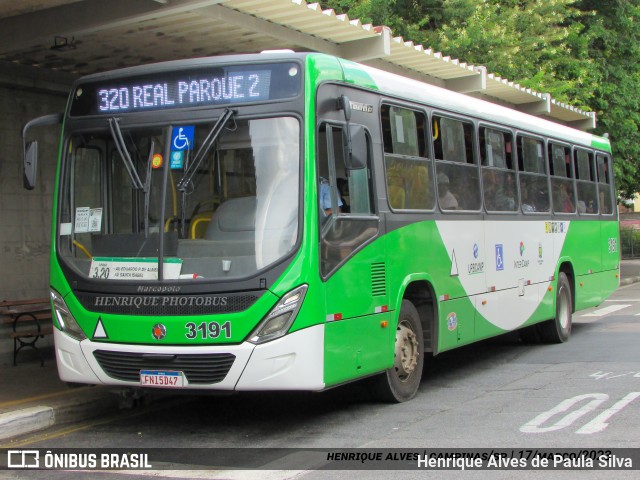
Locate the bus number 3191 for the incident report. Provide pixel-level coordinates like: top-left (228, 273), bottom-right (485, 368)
top-left (185, 321), bottom-right (231, 340)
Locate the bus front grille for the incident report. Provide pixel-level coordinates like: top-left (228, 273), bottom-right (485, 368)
top-left (93, 350), bottom-right (236, 384)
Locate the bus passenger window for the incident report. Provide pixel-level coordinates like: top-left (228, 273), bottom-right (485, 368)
top-left (481, 127), bottom-right (517, 212)
top-left (549, 143), bottom-right (576, 214)
top-left (433, 115), bottom-right (479, 211)
top-left (381, 105), bottom-right (434, 210)
top-left (574, 149), bottom-right (598, 214)
top-left (517, 135), bottom-right (549, 213)
top-left (596, 154), bottom-right (613, 214)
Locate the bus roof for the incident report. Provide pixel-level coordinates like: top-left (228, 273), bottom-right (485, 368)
top-left (331, 56), bottom-right (608, 152)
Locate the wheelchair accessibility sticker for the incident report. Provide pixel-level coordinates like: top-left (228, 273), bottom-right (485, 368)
top-left (171, 126), bottom-right (194, 151)
top-left (495, 244), bottom-right (504, 271)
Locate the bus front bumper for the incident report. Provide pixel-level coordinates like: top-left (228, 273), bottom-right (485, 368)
top-left (53, 325), bottom-right (325, 391)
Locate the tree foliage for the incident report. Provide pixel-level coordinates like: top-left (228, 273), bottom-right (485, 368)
top-left (320, 0), bottom-right (640, 199)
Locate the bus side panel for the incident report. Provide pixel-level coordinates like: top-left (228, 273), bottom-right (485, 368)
top-left (560, 218), bottom-right (619, 310)
top-left (385, 220), bottom-right (470, 305)
top-left (323, 237), bottom-right (392, 386)
top-left (384, 220), bottom-right (481, 351)
top-left (580, 216), bottom-right (620, 310)
top-left (473, 280), bottom-right (555, 337)
top-left (561, 219), bottom-right (604, 311)
top-left (437, 296), bottom-right (477, 352)
top-left (563, 220), bottom-right (602, 276)
top-left (575, 270), bottom-right (619, 311)
top-left (324, 313), bottom-right (393, 386)
top-left (601, 219), bottom-right (621, 282)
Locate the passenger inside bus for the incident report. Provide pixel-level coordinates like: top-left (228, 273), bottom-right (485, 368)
top-left (557, 182), bottom-right (575, 212)
top-left (320, 177), bottom-right (343, 216)
top-left (437, 172), bottom-right (458, 210)
top-left (483, 169), bottom-right (516, 211)
top-left (337, 178), bottom-right (350, 213)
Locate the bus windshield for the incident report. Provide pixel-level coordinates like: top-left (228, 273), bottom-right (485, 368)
top-left (58, 116), bottom-right (300, 282)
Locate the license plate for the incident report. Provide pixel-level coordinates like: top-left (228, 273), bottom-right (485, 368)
top-left (140, 370), bottom-right (185, 388)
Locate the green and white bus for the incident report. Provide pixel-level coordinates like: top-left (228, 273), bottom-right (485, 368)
top-left (23, 52), bottom-right (619, 402)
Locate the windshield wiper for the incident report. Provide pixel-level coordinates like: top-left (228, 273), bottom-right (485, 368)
top-left (108, 117), bottom-right (144, 190)
top-left (143, 139), bottom-right (155, 237)
top-left (176, 108), bottom-right (235, 192)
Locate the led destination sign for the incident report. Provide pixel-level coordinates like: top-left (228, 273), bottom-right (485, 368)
top-left (70, 62), bottom-right (301, 116)
top-left (97, 72), bottom-right (270, 113)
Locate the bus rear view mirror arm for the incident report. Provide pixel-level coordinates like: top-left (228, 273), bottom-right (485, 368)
top-left (336, 95), bottom-right (366, 170)
top-left (22, 113), bottom-right (63, 190)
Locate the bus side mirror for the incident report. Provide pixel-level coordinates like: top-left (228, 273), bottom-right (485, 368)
top-left (344, 124), bottom-right (367, 170)
top-left (21, 112), bottom-right (63, 190)
top-left (24, 141), bottom-right (38, 190)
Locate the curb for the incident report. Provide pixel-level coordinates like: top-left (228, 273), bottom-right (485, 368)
top-left (0, 387), bottom-right (129, 443)
top-left (0, 406), bottom-right (54, 441)
top-left (620, 276), bottom-right (640, 286)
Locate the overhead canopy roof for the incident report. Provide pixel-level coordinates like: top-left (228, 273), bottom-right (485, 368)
top-left (0, 0), bottom-right (595, 130)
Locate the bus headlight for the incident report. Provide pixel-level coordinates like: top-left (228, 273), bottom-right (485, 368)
top-left (249, 285), bottom-right (308, 345)
top-left (50, 289), bottom-right (87, 341)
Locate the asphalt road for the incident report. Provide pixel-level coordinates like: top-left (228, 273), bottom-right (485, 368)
top-left (3, 282), bottom-right (640, 479)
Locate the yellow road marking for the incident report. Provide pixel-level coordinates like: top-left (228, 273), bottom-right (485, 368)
top-left (0, 388), bottom-right (92, 409)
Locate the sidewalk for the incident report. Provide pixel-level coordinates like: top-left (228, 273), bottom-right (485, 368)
top-left (1, 259), bottom-right (639, 444)
top-left (0, 349), bottom-right (123, 443)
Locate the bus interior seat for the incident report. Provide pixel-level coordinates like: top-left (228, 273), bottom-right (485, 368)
top-left (190, 214), bottom-right (213, 239)
top-left (407, 164), bottom-right (430, 208)
top-left (389, 178), bottom-right (406, 209)
top-left (387, 159), bottom-right (407, 209)
top-left (189, 199), bottom-right (219, 239)
top-left (204, 197), bottom-right (256, 251)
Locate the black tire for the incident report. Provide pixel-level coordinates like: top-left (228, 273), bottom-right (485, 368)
top-left (371, 299), bottom-right (424, 402)
top-left (518, 324), bottom-right (541, 344)
top-left (539, 272), bottom-right (572, 343)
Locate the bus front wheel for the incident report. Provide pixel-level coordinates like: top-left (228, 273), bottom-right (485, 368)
top-left (539, 272), bottom-right (573, 343)
top-left (371, 299), bottom-right (424, 403)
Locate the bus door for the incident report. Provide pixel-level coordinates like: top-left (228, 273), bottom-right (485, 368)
top-left (316, 87), bottom-right (388, 384)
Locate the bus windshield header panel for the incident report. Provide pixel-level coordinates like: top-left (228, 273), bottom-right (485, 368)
top-left (70, 62), bottom-right (302, 117)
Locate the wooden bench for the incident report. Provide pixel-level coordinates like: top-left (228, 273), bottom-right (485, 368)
top-left (0, 298), bottom-right (53, 366)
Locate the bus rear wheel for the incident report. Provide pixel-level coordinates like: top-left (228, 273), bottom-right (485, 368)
top-left (539, 272), bottom-right (572, 343)
top-left (371, 299), bottom-right (424, 403)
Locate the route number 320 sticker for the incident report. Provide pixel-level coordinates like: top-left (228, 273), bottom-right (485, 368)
top-left (185, 321), bottom-right (231, 340)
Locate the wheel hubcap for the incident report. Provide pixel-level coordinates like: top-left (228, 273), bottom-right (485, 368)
top-left (394, 320), bottom-right (419, 380)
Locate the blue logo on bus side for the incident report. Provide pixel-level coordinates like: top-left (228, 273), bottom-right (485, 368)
top-left (447, 312), bottom-right (458, 331)
top-left (495, 244), bottom-right (504, 271)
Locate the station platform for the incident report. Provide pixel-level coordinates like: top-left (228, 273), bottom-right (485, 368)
top-left (1, 259), bottom-right (640, 444)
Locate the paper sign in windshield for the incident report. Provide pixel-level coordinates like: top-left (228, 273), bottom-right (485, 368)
top-left (89, 257), bottom-right (182, 280)
top-left (75, 207), bottom-right (103, 233)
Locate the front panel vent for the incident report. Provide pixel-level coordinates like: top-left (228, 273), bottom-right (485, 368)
top-left (371, 262), bottom-right (387, 297)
